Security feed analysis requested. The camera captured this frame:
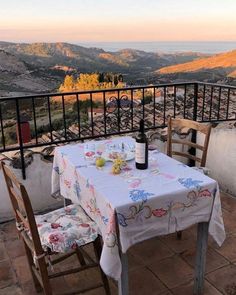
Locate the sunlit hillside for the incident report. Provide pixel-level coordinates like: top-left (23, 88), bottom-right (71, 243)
top-left (158, 50), bottom-right (236, 77)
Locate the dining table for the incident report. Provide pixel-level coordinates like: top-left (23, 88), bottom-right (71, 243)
top-left (51, 136), bottom-right (226, 295)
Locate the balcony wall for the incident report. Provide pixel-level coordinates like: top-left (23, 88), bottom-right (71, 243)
top-left (204, 127), bottom-right (236, 195)
top-left (0, 154), bottom-right (60, 222)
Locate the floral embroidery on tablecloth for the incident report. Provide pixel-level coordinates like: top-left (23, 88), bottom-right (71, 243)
top-left (73, 180), bottom-right (81, 198)
top-left (64, 179), bottom-right (71, 189)
top-left (53, 166), bottom-right (60, 174)
top-left (129, 189), bottom-right (154, 202)
top-left (61, 152), bottom-right (67, 169)
top-left (86, 196), bottom-right (109, 226)
top-left (118, 188), bottom-right (213, 228)
top-left (104, 204), bottom-right (119, 248)
top-left (86, 179), bottom-right (96, 197)
top-left (128, 179), bottom-right (142, 188)
top-left (152, 208), bottom-right (168, 217)
top-left (159, 173), bottom-right (176, 179)
top-left (178, 177), bottom-right (203, 189)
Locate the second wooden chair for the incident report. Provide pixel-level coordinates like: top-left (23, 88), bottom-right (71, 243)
top-left (167, 117), bottom-right (212, 168)
top-left (167, 118), bottom-right (212, 240)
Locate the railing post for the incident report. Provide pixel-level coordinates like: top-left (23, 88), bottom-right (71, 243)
top-left (15, 99), bottom-right (26, 179)
top-left (189, 83), bottom-right (198, 166)
top-left (117, 90), bottom-right (121, 133)
top-left (193, 83), bottom-right (198, 122)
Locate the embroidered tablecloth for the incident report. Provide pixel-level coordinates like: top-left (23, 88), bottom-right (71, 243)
top-left (52, 136), bottom-right (225, 280)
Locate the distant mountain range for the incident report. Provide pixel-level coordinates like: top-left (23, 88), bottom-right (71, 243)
top-left (158, 50), bottom-right (236, 78)
top-left (0, 41), bottom-right (235, 96)
top-left (0, 41), bottom-right (205, 71)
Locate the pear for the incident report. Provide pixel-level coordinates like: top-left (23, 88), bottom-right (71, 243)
top-left (96, 157), bottom-right (106, 167)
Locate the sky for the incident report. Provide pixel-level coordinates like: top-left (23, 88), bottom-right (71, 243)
top-left (0, 0), bottom-right (236, 43)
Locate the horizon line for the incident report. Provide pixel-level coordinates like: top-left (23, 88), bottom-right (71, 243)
top-left (1, 40), bottom-right (236, 44)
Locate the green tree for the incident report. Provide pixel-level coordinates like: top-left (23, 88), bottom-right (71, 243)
top-left (118, 74), bottom-right (123, 82)
top-left (113, 75), bottom-right (118, 86)
top-left (98, 72), bottom-right (104, 83)
top-left (73, 99), bottom-right (101, 114)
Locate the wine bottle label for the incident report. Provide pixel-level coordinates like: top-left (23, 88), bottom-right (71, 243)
top-left (135, 142), bottom-right (146, 164)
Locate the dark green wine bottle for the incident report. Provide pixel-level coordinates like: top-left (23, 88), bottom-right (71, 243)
top-left (135, 119), bottom-right (148, 169)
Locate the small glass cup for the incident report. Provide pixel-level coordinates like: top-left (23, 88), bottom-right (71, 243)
top-left (84, 143), bottom-right (96, 165)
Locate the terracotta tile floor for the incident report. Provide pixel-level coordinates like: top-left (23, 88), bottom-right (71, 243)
top-left (0, 191), bottom-right (236, 295)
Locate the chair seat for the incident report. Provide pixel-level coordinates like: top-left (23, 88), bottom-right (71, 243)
top-left (35, 204), bottom-right (98, 253)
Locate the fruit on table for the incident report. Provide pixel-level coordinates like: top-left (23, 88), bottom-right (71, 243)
top-left (96, 157), bottom-right (106, 167)
top-left (113, 158), bottom-right (126, 167)
top-left (111, 157), bottom-right (127, 175)
top-left (112, 164), bottom-right (121, 174)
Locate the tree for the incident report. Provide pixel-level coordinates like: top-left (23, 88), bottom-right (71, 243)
top-left (118, 74), bottom-right (123, 82)
top-left (59, 75), bottom-right (75, 92)
top-left (75, 73), bottom-right (100, 91)
top-left (113, 75), bottom-right (118, 86)
top-left (98, 72), bottom-right (104, 83)
top-left (73, 99), bottom-right (102, 114)
top-left (59, 72), bottom-right (126, 92)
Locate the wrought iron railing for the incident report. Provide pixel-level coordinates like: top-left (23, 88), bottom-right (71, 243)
top-left (0, 81), bottom-right (236, 178)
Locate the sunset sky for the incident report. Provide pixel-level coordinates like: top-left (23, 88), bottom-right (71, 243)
top-left (0, 0), bottom-right (236, 43)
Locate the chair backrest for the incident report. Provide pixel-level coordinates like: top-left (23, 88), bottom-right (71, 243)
top-left (167, 117), bottom-right (212, 167)
top-left (1, 161), bottom-right (44, 256)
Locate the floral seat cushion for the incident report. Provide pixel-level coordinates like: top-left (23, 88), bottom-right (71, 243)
top-left (35, 204), bottom-right (98, 253)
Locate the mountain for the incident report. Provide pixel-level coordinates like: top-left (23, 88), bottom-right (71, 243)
top-left (0, 42), bottom-right (171, 72)
top-left (157, 50), bottom-right (236, 77)
top-left (0, 41), bottom-right (209, 96)
top-left (0, 42), bottom-right (205, 72)
top-left (0, 50), bottom-right (27, 73)
top-left (0, 49), bottom-right (63, 96)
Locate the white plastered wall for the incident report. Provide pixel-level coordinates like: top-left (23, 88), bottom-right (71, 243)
top-left (0, 154), bottom-right (62, 222)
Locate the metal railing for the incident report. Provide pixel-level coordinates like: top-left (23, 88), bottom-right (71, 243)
top-left (0, 81), bottom-right (236, 179)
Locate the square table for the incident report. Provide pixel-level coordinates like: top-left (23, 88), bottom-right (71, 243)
top-left (52, 136), bottom-right (225, 295)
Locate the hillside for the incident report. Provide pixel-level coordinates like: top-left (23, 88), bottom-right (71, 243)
top-left (0, 41), bottom-right (209, 96)
top-left (0, 50), bottom-right (27, 73)
top-left (158, 50), bottom-right (236, 77)
top-left (0, 42), bottom-right (205, 73)
top-left (0, 50), bottom-right (63, 96)
top-left (0, 42), bottom-right (174, 72)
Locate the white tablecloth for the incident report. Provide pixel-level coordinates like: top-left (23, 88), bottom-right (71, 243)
top-left (52, 136), bottom-right (225, 280)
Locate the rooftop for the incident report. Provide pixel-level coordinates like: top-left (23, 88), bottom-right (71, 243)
top-left (0, 191), bottom-right (235, 295)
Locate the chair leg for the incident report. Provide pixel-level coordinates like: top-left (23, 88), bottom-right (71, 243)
top-left (23, 241), bottom-right (42, 293)
top-left (75, 247), bottom-right (86, 266)
top-left (177, 231), bottom-right (182, 240)
top-left (93, 237), bottom-right (111, 295)
top-left (37, 257), bottom-right (53, 295)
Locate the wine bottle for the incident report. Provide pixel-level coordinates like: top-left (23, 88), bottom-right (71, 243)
top-left (135, 119), bottom-right (148, 169)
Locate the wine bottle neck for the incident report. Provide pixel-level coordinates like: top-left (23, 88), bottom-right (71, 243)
top-left (139, 119), bottom-right (145, 133)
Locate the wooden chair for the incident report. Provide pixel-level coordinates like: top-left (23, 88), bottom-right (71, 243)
top-left (167, 117), bottom-right (212, 168)
top-left (167, 118), bottom-right (212, 240)
top-left (1, 161), bottom-right (110, 295)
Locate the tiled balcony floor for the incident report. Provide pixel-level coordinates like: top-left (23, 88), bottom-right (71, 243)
top-left (0, 192), bottom-right (236, 295)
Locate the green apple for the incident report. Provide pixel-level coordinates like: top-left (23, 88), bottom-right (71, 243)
top-left (96, 157), bottom-right (106, 167)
